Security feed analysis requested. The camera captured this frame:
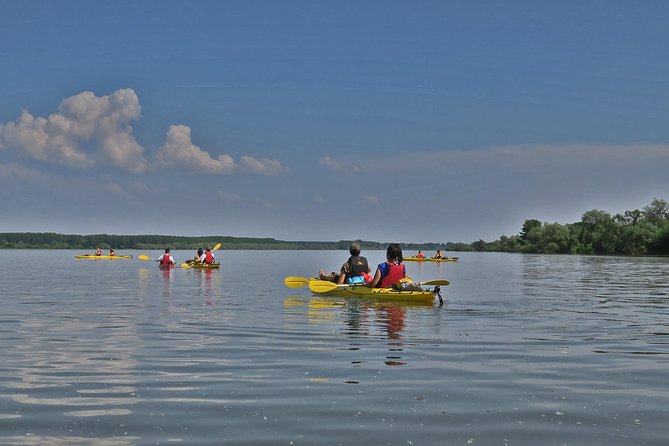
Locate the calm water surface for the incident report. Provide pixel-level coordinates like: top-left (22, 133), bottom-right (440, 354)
top-left (0, 250), bottom-right (668, 445)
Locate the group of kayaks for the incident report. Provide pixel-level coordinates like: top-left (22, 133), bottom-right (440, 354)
top-left (76, 246), bottom-right (454, 305)
top-left (75, 244), bottom-right (223, 270)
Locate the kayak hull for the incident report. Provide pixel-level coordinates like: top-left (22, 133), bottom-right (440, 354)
top-left (75, 255), bottom-right (133, 260)
top-left (187, 262), bottom-right (221, 269)
top-left (310, 281), bottom-right (438, 303)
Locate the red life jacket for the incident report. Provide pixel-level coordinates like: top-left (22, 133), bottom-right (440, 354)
top-left (380, 262), bottom-right (405, 288)
top-left (160, 254), bottom-right (172, 266)
top-left (204, 251), bottom-right (214, 264)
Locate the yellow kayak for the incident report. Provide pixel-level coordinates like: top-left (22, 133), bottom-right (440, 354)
top-left (403, 257), bottom-right (458, 262)
top-left (75, 255), bottom-right (133, 260)
top-left (284, 277), bottom-right (444, 303)
top-left (182, 262), bottom-right (221, 269)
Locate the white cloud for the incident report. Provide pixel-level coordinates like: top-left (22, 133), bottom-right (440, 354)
top-left (363, 195), bottom-right (381, 206)
top-left (0, 89), bottom-right (147, 172)
top-left (0, 89), bottom-right (288, 177)
top-left (240, 155), bottom-right (287, 175)
top-left (156, 124), bottom-right (237, 174)
top-left (319, 155), bottom-right (360, 173)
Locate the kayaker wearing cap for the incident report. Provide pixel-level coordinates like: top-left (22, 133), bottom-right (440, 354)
top-left (366, 243), bottom-right (407, 288)
top-left (319, 242), bottom-right (371, 285)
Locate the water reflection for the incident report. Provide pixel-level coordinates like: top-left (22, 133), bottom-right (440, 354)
top-left (284, 295), bottom-right (432, 367)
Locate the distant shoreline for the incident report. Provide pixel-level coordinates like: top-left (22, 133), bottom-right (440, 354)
top-left (0, 232), bottom-right (451, 251)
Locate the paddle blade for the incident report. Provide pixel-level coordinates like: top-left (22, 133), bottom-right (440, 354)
top-left (308, 280), bottom-right (339, 293)
top-left (138, 255), bottom-right (151, 261)
top-left (284, 276), bottom-right (310, 288)
top-left (180, 263), bottom-right (192, 269)
top-left (212, 243), bottom-right (222, 251)
top-left (419, 279), bottom-right (450, 286)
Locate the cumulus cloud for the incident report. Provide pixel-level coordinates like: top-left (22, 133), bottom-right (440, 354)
top-left (0, 88), bottom-right (288, 176)
top-left (240, 155), bottom-right (287, 175)
top-left (156, 125), bottom-right (237, 174)
top-left (0, 89), bottom-right (147, 172)
top-left (319, 155), bottom-right (360, 173)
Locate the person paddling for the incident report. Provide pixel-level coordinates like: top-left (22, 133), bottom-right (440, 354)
top-left (156, 248), bottom-right (176, 267)
top-left (200, 247), bottom-right (215, 264)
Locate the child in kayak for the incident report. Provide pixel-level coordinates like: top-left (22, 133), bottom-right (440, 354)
top-left (319, 242), bottom-right (371, 285)
top-left (366, 243), bottom-right (415, 289)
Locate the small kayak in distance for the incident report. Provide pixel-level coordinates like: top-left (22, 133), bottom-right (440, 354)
top-left (184, 262), bottom-right (221, 269)
top-left (75, 255), bottom-right (133, 260)
top-left (403, 257), bottom-right (458, 262)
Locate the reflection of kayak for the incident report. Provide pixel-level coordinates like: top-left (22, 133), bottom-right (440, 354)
top-left (75, 255), bottom-right (133, 260)
top-left (403, 257), bottom-right (458, 262)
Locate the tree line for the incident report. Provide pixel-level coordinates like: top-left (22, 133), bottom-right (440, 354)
top-left (463, 198), bottom-right (669, 255)
top-left (1, 198), bottom-right (667, 255)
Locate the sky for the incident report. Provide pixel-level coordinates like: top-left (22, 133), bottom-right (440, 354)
top-left (1, 1), bottom-right (668, 244)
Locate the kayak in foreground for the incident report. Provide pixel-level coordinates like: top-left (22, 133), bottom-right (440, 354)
top-left (284, 277), bottom-right (445, 304)
top-left (403, 257), bottom-right (458, 262)
top-left (75, 254), bottom-right (133, 260)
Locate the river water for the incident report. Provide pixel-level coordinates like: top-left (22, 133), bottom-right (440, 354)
top-left (0, 249), bottom-right (667, 445)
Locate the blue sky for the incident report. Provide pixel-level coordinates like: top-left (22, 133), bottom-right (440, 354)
top-left (1, 1), bottom-right (668, 244)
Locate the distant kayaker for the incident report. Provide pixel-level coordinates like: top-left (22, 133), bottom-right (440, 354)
top-left (319, 242), bottom-right (371, 285)
top-left (433, 249), bottom-right (443, 259)
top-left (366, 243), bottom-right (408, 288)
top-left (414, 250), bottom-right (425, 258)
top-left (109, 249), bottom-right (116, 256)
top-left (95, 247), bottom-right (102, 256)
top-left (200, 247), bottom-right (216, 264)
top-left (156, 248), bottom-right (176, 267)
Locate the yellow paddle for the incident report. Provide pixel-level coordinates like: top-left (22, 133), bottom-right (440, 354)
top-left (308, 280), bottom-right (341, 293)
top-left (284, 276), bottom-right (311, 288)
top-left (418, 279), bottom-right (450, 286)
top-left (138, 254), bottom-right (153, 261)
